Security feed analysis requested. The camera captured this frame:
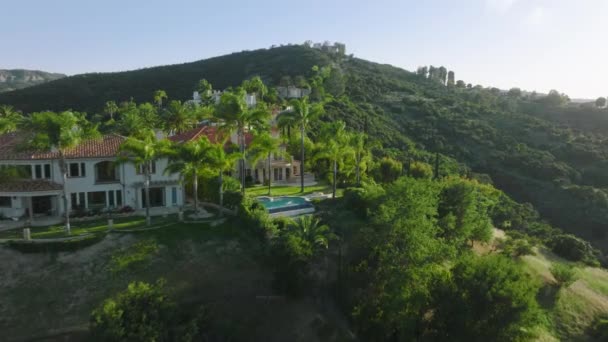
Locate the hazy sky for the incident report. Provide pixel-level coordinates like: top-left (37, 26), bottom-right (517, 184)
top-left (2, 0), bottom-right (606, 99)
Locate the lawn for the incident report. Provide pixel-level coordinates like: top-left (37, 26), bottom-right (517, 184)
top-left (0, 215), bottom-right (179, 240)
top-left (245, 182), bottom-right (344, 197)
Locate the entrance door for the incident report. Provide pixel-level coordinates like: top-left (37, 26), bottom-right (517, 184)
top-left (141, 187), bottom-right (165, 208)
top-left (32, 196), bottom-right (52, 215)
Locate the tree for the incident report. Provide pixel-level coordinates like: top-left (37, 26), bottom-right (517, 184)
top-left (22, 111), bottom-right (99, 234)
top-left (447, 71), bottom-right (455, 87)
top-left (550, 263), bottom-right (577, 288)
top-left (164, 136), bottom-right (212, 215)
top-left (437, 178), bottom-right (493, 248)
top-left (0, 105), bottom-right (23, 134)
top-left (104, 101), bottom-right (118, 120)
top-left (430, 255), bottom-right (541, 341)
top-left (118, 130), bottom-right (171, 226)
top-left (215, 89), bottom-right (270, 194)
top-left (596, 97), bottom-right (607, 108)
top-left (438, 66), bottom-right (448, 85)
top-left (325, 67), bottom-right (346, 97)
top-left (153, 90), bottom-right (168, 108)
top-left (508, 87), bottom-right (522, 97)
top-left (375, 157), bottom-right (402, 183)
top-left (241, 76), bottom-right (267, 100)
top-left (456, 80), bottom-right (466, 88)
top-left (409, 161), bottom-right (433, 179)
top-left (289, 215), bottom-right (335, 252)
top-left (162, 100), bottom-right (196, 134)
top-left (249, 133), bottom-right (281, 196)
top-left (416, 66), bottom-right (428, 78)
top-left (277, 97), bottom-right (322, 192)
top-left (350, 132), bottom-right (372, 186)
top-left (90, 280), bottom-right (175, 342)
top-left (206, 141), bottom-right (240, 217)
top-left (316, 121), bottom-right (354, 198)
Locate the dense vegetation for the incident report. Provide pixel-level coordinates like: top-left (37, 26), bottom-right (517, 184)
top-left (2, 43), bottom-right (608, 341)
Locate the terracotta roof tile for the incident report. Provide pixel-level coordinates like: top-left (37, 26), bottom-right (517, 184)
top-left (0, 133), bottom-right (126, 160)
top-left (0, 180), bottom-right (63, 193)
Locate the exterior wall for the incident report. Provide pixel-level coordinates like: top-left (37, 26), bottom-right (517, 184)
top-left (0, 157), bottom-right (183, 217)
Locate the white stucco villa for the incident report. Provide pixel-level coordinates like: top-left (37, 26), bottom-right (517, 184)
top-left (0, 133), bottom-right (184, 224)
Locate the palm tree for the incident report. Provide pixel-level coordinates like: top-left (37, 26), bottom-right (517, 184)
top-left (104, 101), bottom-right (118, 121)
top-left (118, 129), bottom-right (171, 226)
top-left (23, 111), bottom-right (100, 233)
top-left (164, 136), bottom-right (212, 214)
top-left (215, 89), bottom-right (270, 194)
top-left (206, 141), bottom-right (240, 217)
top-left (350, 132), bottom-right (373, 186)
top-left (277, 97), bottom-right (322, 193)
top-left (162, 100), bottom-right (197, 134)
top-left (153, 90), bottom-right (168, 108)
top-left (316, 121), bottom-right (353, 199)
top-left (249, 133), bottom-right (281, 196)
top-left (0, 105), bottom-right (23, 134)
top-left (289, 215), bottom-right (335, 252)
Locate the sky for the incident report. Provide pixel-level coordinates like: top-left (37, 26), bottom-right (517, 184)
top-left (1, 0), bottom-right (607, 99)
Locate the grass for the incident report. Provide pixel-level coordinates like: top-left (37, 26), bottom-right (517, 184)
top-left (245, 182), bottom-right (345, 197)
top-left (518, 246), bottom-right (608, 340)
top-left (0, 215), bottom-right (180, 240)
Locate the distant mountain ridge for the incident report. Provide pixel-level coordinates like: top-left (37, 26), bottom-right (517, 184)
top-left (0, 69), bottom-right (66, 93)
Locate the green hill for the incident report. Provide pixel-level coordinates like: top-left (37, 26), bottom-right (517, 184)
top-left (0, 69), bottom-right (66, 93)
top-left (0, 46), bottom-right (331, 113)
top-left (2, 45), bottom-right (608, 255)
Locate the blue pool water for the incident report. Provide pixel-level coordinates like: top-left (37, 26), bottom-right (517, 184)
top-left (257, 196), bottom-right (313, 213)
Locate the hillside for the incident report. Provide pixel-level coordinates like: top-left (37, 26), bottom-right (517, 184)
top-left (0, 69), bottom-right (65, 93)
top-left (2, 45), bottom-right (608, 255)
top-left (0, 46), bottom-right (331, 113)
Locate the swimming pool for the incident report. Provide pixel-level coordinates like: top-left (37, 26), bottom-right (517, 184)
top-left (257, 196), bottom-right (314, 215)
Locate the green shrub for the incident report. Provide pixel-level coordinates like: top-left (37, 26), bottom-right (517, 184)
top-left (372, 157), bottom-right (402, 183)
top-left (549, 234), bottom-right (599, 266)
top-left (409, 161), bottom-right (433, 179)
top-left (342, 182), bottom-right (386, 218)
top-left (550, 263), bottom-right (577, 288)
top-left (238, 196), bottom-right (278, 241)
top-left (90, 280), bottom-right (175, 342)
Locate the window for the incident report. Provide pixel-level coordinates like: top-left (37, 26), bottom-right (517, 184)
top-left (116, 190), bottom-right (122, 207)
top-left (87, 191), bottom-right (106, 208)
top-left (70, 193), bottom-right (78, 208)
top-left (171, 187), bottom-right (177, 205)
top-left (95, 161), bottom-right (118, 183)
top-left (137, 161), bottom-right (156, 175)
top-left (15, 165), bottom-right (32, 178)
top-left (78, 192), bottom-right (85, 207)
top-left (0, 196), bottom-right (11, 208)
top-left (44, 164), bottom-right (51, 179)
top-left (108, 190), bottom-right (115, 207)
top-left (68, 162), bottom-right (86, 177)
top-left (33, 164), bottom-right (51, 179)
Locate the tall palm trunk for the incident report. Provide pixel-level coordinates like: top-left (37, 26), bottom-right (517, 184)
top-left (332, 159), bottom-right (337, 199)
top-left (193, 169), bottom-right (199, 213)
top-left (300, 124), bottom-right (305, 193)
top-left (144, 168), bottom-right (151, 226)
top-left (267, 153), bottom-right (272, 196)
top-left (356, 151), bottom-right (361, 186)
top-left (219, 170), bottom-right (224, 218)
top-left (60, 155), bottom-right (71, 234)
top-left (239, 129), bottom-right (246, 195)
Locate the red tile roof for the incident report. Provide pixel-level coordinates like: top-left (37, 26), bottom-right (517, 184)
top-left (169, 126), bottom-right (253, 146)
top-left (0, 180), bottom-right (63, 193)
top-left (0, 133), bottom-right (126, 160)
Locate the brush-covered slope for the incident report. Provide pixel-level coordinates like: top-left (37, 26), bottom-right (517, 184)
top-left (0, 69), bottom-right (66, 93)
top-left (0, 46), bottom-right (331, 113)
